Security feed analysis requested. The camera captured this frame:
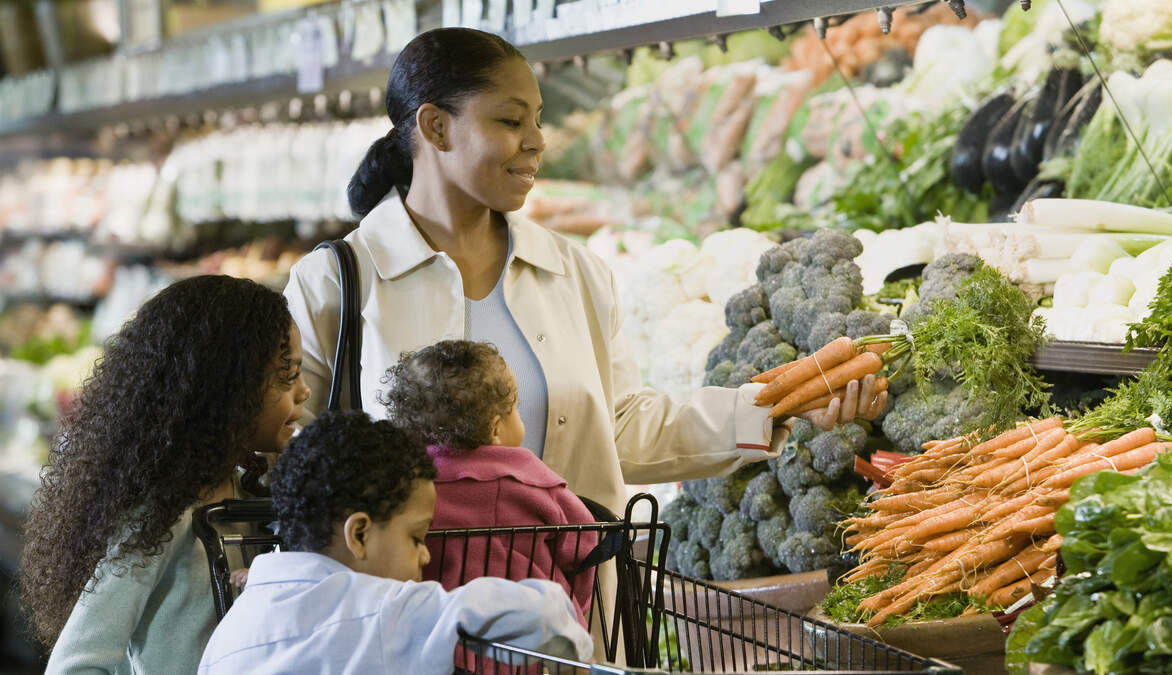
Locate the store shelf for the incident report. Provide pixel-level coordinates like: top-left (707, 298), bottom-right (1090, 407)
top-left (0, 0), bottom-right (927, 141)
top-left (1033, 341), bottom-right (1159, 376)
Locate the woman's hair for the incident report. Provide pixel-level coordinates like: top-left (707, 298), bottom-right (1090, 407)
top-left (347, 27), bottom-right (525, 217)
top-left (381, 340), bottom-right (515, 451)
top-left (272, 409), bottom-right (436, 552)
top-left (19, 275), bottom-right (294, 648)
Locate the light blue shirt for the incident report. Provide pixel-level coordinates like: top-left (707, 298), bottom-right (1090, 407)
top-left (198, 551), bottom-right (592, 675)
top-left (466, 235), bottom-right (550, 458)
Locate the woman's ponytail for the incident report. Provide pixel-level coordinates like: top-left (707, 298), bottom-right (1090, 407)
top-left (346, 27), bottom-right (524, 220)
top-left (347, 127), bottom-right (413, 219)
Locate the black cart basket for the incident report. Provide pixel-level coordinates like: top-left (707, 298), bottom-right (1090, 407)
top-left (437, 494), bottom-right (962, 675)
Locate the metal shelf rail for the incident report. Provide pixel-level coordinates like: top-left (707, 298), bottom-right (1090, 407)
top-left (0, 0), bottom-right (979, 141)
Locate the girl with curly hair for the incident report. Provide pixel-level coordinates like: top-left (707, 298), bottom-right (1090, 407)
top-left (383, 340), bottom-right (597, 626)
top-left (19, 275), bottom-right (311, 673)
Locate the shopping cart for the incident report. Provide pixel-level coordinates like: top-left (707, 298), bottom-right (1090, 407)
top-left (446, 494), bottom-right (963, 675)
top-left (192, 498), bottom-right (282, 620)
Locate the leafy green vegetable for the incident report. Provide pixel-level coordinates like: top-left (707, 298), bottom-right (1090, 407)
top-left (1067, 350), bottom-right (1172, 442)
top-left (1025, 453), bottom-right (1172, 674)
top-left (8, 320), bottom-right (93, 365)
top-left (859, 263), bottom-right (1052, 440)
top-left (828, 103), bottom-right (991, 232)
top-left (741, 151), bottom-right (817, 231)
top-left (1007, 602), bottom-right (1049, 675)
top-left (1127, 266), bottom-right (1172, 352)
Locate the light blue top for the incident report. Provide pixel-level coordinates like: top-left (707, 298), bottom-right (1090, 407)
top-left (466, 234), bottom-right (550, 458)
top-left (46, 508), bottom-right (215, 675)
top-left (197, 551), bottom-right (592, 674)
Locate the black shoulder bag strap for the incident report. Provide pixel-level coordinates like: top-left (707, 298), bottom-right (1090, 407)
top-left (313, 239), bottom-right (363, 411)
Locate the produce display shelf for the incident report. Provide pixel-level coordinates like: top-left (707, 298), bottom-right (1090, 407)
top-left (1033, 341), bottom-right (1159, 376)
top-left (0, 0), bottom-right (923, 141)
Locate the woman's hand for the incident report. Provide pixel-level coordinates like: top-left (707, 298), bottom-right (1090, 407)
top-left (797, 374), bottom-right (887, 431)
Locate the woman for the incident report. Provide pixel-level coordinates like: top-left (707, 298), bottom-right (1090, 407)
top-left (284, 27), bottom-right (885, 516)
top-left (21, 276), bottom-right (311, 673)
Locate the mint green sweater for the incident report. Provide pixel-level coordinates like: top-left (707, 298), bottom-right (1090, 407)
top-left (45, 508), bottom-right (216, 674)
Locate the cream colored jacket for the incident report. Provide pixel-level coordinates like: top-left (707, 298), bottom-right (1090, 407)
top-left (283, 196), bottom-right (789, 514)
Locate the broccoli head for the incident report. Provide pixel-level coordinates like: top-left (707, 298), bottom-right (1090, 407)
top-left (903, 253), bottom-right (982, 325)
top-left (793, 296), bottom-right (852, 352)
top-left (705, 465), bottom-right (762, 514)
top-left (756, 245), bottom-right (797, 282)
top-left (830, 259), bottom-right (865, 306)
top-left (660, 494), bottom-right (699, 543)
top-left (740, 470), bottom-right (787, 521)
top-left (725, 284), bottom-right (770, 331)
top-left (808, 421), bottom-right (868, 478)
top-left (704, 360), bottom-right (735, 387)
top-left (706, 326), bottom-right (749, 371)
top-left (788, 418), bottom-right (820, 446)
top-left (737, 321), bottom-right (783, 366)
top-left (694, 503), bottom-right (725, 548)
top-left (773, 441), bottom-right (830, 498)
top-left (769, 286), bottom-right (807, 344)
top-left (756, 512), bottom-right (795, 571)
top-left (754, 341), bottom-right (798, 373)
top-left (789, 485), bottom-right (841, 534)
top-left (798, 229), bottom-right (864, 269)
top-left (777, 531), bottom-right (843, 574)
top-left (806, 311), bottom-right (848, 352)
top-left (882, 378), bottom-right (986, 454)
top-left (681, 477), bottom-right (708, 503)
top-left (725, 362), bottom-right (761, 388)
top-left (675, 539), bottom-right (712, 579)
top-left (845, 309), bottom-right (894, 340)
top-left (710, 512), bottom-right (771, 581)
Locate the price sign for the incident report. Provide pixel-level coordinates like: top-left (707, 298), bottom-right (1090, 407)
top-left (296, 17), bottom-right (324, 94)
top-left (716, 0), bottom-right (760, 16)
top-left (383, 0), bottom-right (417, 53)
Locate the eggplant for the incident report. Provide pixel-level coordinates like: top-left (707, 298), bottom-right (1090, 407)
top-left (951, 93), bottom-right (1015, 194)
top-left (983, 98), bottom-right (1032, 197)
top-left (1009, 68), bottom-right (1082, 185)
top-left (1043, 78), bottom-right (1098, 161)
top-left (1009, 178), bottom-right (1065, 215)
top-left (1051, 81), bottom-right (1103, 160)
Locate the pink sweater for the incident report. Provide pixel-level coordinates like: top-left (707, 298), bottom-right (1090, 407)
top-left (424, 445), bottom-right (598, 625)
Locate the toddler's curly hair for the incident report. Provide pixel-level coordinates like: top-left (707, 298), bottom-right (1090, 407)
top-left (381, 340), bottom-right (515, 451)
top-left (272, 409), bottom-right (436, 552)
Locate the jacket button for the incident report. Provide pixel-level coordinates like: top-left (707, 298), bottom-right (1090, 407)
top-left (557, 416), bottom-right (566, 425)
top-left (536, 334), bottom-right (546, 343)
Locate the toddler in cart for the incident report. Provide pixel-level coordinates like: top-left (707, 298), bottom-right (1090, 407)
top-left (198, 409), bottom-right (592, 674)
top-left (383, 340), bottom-right (600, 626)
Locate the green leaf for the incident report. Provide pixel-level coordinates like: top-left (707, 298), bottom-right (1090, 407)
top-left (1007, 603), bottom-right (1050, 675)
top-left (1085, 620), bottom-right (1128, 675)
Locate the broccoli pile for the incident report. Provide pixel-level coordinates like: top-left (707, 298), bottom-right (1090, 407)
top-left (664, 419), bottom-right (867, 581)
top-left (704, 230), bottom-right (893, 388)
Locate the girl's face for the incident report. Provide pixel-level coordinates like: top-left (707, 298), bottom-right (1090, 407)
top-left (440, 58), bottom-right (545, 213)
top-left (249, 323), bottom-right (311, 453)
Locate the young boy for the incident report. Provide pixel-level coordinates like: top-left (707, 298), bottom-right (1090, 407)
top-left (198, 410), bottom-right (592, 674)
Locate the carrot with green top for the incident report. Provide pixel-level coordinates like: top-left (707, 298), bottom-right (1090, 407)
top-left (1041, 442), bottom-right (1170, 489)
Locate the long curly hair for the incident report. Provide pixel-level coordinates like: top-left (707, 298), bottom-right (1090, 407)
top-left (381, 340), bottom-right (515, 451)
top-left (19, 275), bottom-right (294, 649)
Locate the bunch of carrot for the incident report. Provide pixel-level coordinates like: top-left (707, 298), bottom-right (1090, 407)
top-left (840, 418), bottom-right (1171, 627)
top-left (751, 336), bottom-right (889, 418)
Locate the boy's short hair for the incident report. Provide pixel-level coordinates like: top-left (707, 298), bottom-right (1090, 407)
top-left (271, 409), bottom-right (437, 552)
top-left (381, 340), bottom-right (515, 451)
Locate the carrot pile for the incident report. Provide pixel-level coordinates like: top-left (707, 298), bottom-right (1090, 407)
top-left (751, 336), bottom-right (889, 417)
top-left (840, 418), bottom-right (1172, 627)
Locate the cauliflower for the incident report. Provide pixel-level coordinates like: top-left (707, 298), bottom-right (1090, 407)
top-left (648, 300), bottom-right (729, 401)
top-left (1100, 0), bottom-right (1172, 61)
top-left (854, 224), bottom-right (941, 295)
top-left (697, 229), bottom-right (779, 307)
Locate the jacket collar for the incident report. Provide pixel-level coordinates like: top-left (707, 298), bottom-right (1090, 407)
top-left (428, 445), bottom-right (567, 489)
top-left (357, 194), bottom-right (566, 281)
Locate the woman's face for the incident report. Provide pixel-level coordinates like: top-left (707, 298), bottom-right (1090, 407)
top-left (249, 323), bottom-right (311, 453)
top-left (441, 58), bottom-right (545, 213)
